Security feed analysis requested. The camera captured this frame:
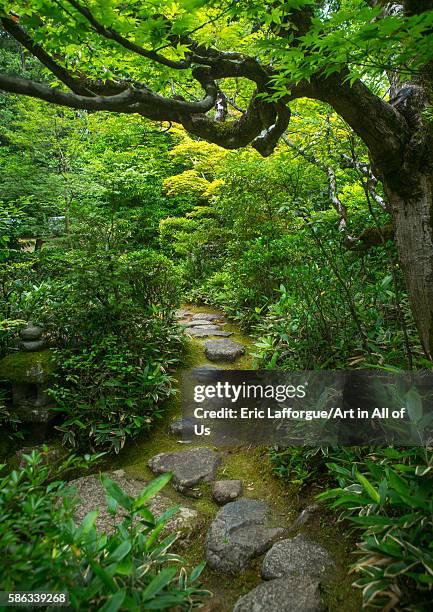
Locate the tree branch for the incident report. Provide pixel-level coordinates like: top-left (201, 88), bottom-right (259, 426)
top-left (1, 16), bottom-right (94, 96)
top-left (0, 4), bottom-right (411, 162)
top-left (63, 0), bottom-right (191, 69)
top-left (282, 134), bottom-right (352, 238)
top-left (302, 75), bottom-right (410, 175)
top-left (340, 154), bottom-right (389, 210)
top-left (0, 69), bottom-right (217, 120)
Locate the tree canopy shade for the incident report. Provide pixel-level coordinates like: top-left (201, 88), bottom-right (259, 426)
top-left (1, 0), bottom-right (433, 359)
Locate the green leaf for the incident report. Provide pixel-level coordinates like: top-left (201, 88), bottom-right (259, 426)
top-left (75, 510), bottom-right (98, 539)
top-left (109, 540), bottom-right (132, 562)
top-left (190, 561), bottom-right (206, 582)
top-left (141, 566), bottom-right (178, 600)
top-left (101, 475), bottom-right (133, 511)
top-left (355, 471), bottom-right (380, 503)
top-left (89, 561), bottom-right (117, 592)
top-left (99, 590), bottom-right (126, 612)
top-left (405, 388), bottom-right (423, 424)
top-left (133, 472), bottom-right (172, 509)
top-left (349, 515), bottom-right (393, 526)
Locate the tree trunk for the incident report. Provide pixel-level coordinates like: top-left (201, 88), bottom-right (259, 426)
top-left (385, 173), bottom-right (433, 359)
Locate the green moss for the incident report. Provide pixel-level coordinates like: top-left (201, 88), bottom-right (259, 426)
top-left (0, 350), bottom-right (54, 384)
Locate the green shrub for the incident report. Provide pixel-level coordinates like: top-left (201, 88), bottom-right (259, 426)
top-left (50, 336), bottom-right (178, 453)
top-left (318, 447), bottom-right (433, 610)
top-left (0, 451), bottom-right (210, 610)
top-left (27, 243), bottom-right (186, 453)
top-left (269, 446), bottom-right (325, 489)
top-left (250, 241), bottom-right (423, 370)
top-left (36, 247), bottom-right (182, 347)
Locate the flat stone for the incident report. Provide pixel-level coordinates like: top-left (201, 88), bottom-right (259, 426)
top-left (212, 480), bottom-right (242, 504)
top-left (176, 310), bottom-right (193, 318)
top-left (183, 320), bottom-right (222, 328)
top-left (188, 324), bottom-right (221, 332)
top-left (204, 339), bottom-right (245, 362)
top-left (168, 417), bottom-right (197, 437)
top-left (148, 447), bottom-right (220, 495)
top-left (20, 340), bottom-right (45, 352)
top-left (67, 471), bottom-right (200, 539)
top-left (206, 498), bottom-right (285, 573)
top-left (191, 313), bottom-right (224, 321)
top-left (233, 576), bottom-right (323, 612)
top-left (20, 322), bottom-right (43, 341)
top-left (261, 535), bottom-right (334, 580)
top-left (187, 327), bottom-right (233, 338)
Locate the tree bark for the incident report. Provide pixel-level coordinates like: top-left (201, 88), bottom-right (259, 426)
top-left (385, 173), bottom-right (433, 359)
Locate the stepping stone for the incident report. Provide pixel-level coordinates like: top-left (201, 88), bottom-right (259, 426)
top-left (187, 324), bottom-right (221, 332)
top-left (212, 479), bottom-right (242, 505)
top-left (205, 497), bottom-right (285, 573)
top-left (176, 310), bottom-right (193, 319)
top-left (187, 327), bottom-right (233, 338)
top-left (204, 339), bottom-right (245, 362)
top-left (182, 320), bottom-right (222, 328)
top-left (261, 534), bottom-right (334, 580)
top-left (232, 576), bottom-right (322, 612)
top-left (148, 447), bottom-right (220, 496)
top-left (66, 471), bottom-right (199, 539)
top-left (191, 313), bottom-right (224, 321)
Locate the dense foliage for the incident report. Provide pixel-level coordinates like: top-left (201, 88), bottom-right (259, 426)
top-left (0, 78), bottom-right (187, 451)
top-left (1, 2), bottom-right (433, 608)
top-left (160, 121), bottom-right (424, 370)
top-left (0, 451), bottom-right (209, 610)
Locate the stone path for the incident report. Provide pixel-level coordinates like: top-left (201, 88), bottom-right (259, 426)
top-left (69, 306), bottom-right (341, 611)
top-left (172, 307), bottom-right (335, 609)
top-left (176, 309), bottom-right (242, 347)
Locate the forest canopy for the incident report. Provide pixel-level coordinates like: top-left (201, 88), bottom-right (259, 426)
top-left (1, 0), bottom-right (433, 360)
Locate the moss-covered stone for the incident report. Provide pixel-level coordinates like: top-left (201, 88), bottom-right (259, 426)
top-left (0, 350), bottom-right (55, 384)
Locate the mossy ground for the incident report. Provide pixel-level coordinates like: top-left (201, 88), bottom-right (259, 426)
top-left (108, 305), bottom-right (361, 611)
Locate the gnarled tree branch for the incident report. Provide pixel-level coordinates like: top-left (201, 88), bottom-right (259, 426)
top-left (0, 4), bottom-right (411, 162)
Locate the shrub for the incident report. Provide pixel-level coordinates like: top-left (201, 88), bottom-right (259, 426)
top-left (269, 446), bottom-right (325, 489)
top-left (318, 447), bottom-right (433, 610)
top-left (36, 247), bottom-right (182, 347)
top-left (28, 244), bottom-right (185, 453)
top-left (0, 451), bottom-right (210, 610)
top-left (50, 336), bottom-right (178, 453)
